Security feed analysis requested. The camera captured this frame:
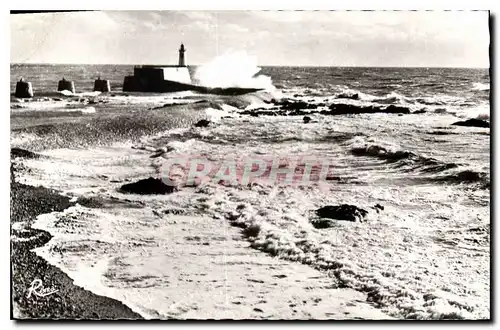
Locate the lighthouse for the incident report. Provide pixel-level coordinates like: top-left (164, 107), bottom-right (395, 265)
top-left (122, 42), bottom-right (194, 92)
top-left (178, 43), bottom-right (186, 67)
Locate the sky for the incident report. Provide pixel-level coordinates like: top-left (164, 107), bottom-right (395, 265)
top-left (10, 10), bottom-right (490, 67)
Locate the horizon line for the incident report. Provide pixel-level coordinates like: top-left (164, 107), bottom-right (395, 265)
top-left (10, 62), bottom-right (490, 69)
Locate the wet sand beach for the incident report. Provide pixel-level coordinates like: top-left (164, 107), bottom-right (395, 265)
top-left (10, 170), bottom-right (142, 319)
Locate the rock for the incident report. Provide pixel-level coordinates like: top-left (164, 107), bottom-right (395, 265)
top-left (10, 148), bottom-right (41, 159)
top-left (336, 93), bottom-right (359, 100)
top-left (351, 145), bottom-right (413, 161)
top-left (194, 119), bottom-right (212, 128)
top-left (448, 170), bottom-right (486, 183)
top-left (276, 99), bottom-right (318, 111)
top-left (119, 177), bottom-right (176, 195)
top-left (314, 204), bottom-right (368, 223)
top-left (412, 109), bottom-right (427, 114)
top-left (328, 103), bottom-right (410, 115)
top-left (385, 105), bottom-right (411, 114)
top-left (372, 204), bottom-right (384, 213)
top-left (150, 146), bottom-right (175, 158)
top-left (303, 116), bottom-right (312, 123)
top-left (452, 118), bottom-right (490, 128)
top-left (242, 224), bottom-right (261, 238)
top-left (310, 218), bottom-right (338, 229)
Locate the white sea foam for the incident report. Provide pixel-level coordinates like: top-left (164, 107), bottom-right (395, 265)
top-left (16, 109), bottom-right (490, 319)
top-left (58, 90), bottom-right (102, 97)
top-left (472, 82), bottom-right (490, 91)
top-left (194, 52), bottom-right (276, 91)
top-left (448, 104), bottom-right (490, 121)
top-left (12, 72), bottom-right (490, 321)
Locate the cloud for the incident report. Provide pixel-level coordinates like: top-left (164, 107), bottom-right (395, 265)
top-left (10, 10), bottom-right (489, 67)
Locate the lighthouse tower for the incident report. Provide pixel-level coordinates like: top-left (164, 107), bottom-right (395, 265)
top-left (178, 43), bottom-right (186, 67)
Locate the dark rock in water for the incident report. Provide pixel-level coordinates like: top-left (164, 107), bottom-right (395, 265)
top-left (372, 204), bottom-right (384, 213)
top-left (311, 218), bottom-right (338, 229)
top-left (120, 177), bottom-right (176, 195)
top-left (436, 170), bottom-right (488, 185)
top-left (413, 109), bottom-right (427, 114)
top-left (428, 130), bottom-right (456, 136)
top-left (276, 99), bottom-right (318, 111)
top-left (11, 148), bottom-right (41, 159)
top-left (452, 170), bottom-right (486, 182)
top-left (336, 93), bottom-right (359, 100)
top-left (385, 105), bottom-right (411, 114)
top-left (243, 224), bottom-right (261, 238)
top-left (194, 119), bottom-right (212, 128)
top-left (452, 118), bottom-right (490, 128)
top-left (314, 204), bottom-right (368, 224)
top-left (76, 196), bottom-right (106, 208)
top-left (351, 145), bottom-right (414, 161)
top-left (250, 113), bottom-right (259, 117)
top-left (328, 103), bottom-right (410, 115)
top-left (303, 116), bottom-right (312, 123)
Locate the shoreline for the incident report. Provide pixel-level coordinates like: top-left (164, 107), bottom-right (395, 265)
top-left (10, 149), bottom-right (392, 320)
top-left (10, 153), bottom-right (142, 320)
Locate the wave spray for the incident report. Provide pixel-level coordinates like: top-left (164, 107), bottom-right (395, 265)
top-left (194, 51), bottom-right (276, 91)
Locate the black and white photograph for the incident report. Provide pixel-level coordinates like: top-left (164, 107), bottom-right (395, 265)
top-left (9, 9), bottom-right (490, 320)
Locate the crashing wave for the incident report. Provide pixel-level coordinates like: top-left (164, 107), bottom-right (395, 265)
top-left (472, 82), bottom-right (490, 91)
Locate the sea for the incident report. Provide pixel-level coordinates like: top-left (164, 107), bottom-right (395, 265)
top-left (10, 62), bottom-right (490, 319)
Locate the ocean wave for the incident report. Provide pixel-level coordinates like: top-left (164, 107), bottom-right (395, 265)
top-left (334, 86), bottom-right (378, 101)
top-left (472, 82), bottom-right (490, 91)
top-left (194, 52), bottom-right (276, 91)
top-left (350, 144), bottom-right (416, 162)
top-left (346, 137), bottom-right (461, 175)
top-left (334, 89), bottom-right (412, 105)
top-left (221, 200), bottom-right (486, 320)
top-left (347, 138), bottom-right (488, 188)
top-left (451, 105), bottom-right (490, 121)
top-left (373, 92), bottom-right (414, 105)
top-left (11, 106), bottom-right (207, 151)
top-left (280, 85), bottom-right (488, 120)
top-left (435, 170), bottom-right (490, 186)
